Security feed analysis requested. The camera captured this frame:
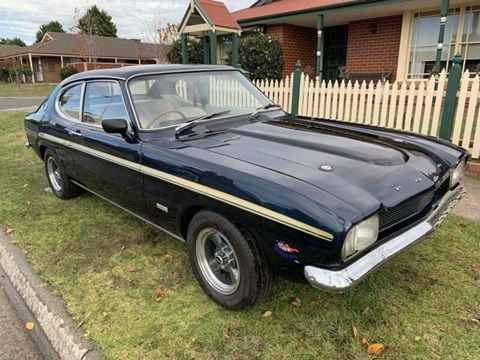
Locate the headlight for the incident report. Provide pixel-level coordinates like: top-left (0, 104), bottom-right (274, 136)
top-left (450, 160), bottom-right (466, 188)
top-left (341, 215), bottom-right (379, 260)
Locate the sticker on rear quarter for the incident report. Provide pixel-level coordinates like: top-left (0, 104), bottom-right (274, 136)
top-left (275, 240), bottom-right (300, 263)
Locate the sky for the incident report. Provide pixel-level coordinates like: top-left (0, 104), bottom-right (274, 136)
top-left (0, 0), bottom-right (255, 45)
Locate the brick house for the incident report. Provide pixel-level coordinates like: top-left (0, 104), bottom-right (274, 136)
top-left (0, 32), bottom-right (169, 83)
top-left (180, 0), bottom-right (480, 81)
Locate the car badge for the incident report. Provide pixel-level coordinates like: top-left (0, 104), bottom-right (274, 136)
top-left (414, 178), bottom-right (422, 183)
top-left (319, 164), bottom-right (334, 172)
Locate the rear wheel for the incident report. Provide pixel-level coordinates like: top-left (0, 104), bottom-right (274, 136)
top-left (44, 149), bottom-right (81, 199)
top-left (187, 210), bottom-right (274, 309)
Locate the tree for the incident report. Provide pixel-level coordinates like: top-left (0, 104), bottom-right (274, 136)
top-left (35, 21), bottom-right (65, 43)
top-left (227, 34), bottom-right (283, 81)
top-left (0, 37), bottom-right (26, 47)
top-left (142, 9), bottom-right (179, 63)
top-left (76, 5), bottom-right (117, 37)
top-left (167, 37), bottom-right (203, 64)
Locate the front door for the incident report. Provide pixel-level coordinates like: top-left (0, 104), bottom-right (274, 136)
top-left (70, 80), bottom-right (147, 217)
top-left (323, 25), bottom-right (348, 82)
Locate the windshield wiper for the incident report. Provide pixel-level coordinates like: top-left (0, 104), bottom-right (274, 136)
top-left (249, 104), bottom-right (281, 121)
top-left (175, 110), bottom-right (231, 138)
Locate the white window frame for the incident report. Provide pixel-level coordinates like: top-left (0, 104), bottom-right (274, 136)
top-left (396, 3), bottom-right (480, 80)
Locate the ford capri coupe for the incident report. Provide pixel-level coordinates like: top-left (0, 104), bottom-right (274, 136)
top-left (24, 65), bottom-right (467, 309)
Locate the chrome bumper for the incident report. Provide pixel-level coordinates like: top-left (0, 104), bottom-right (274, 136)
top-left (304, 184), bottom-right (467, 292)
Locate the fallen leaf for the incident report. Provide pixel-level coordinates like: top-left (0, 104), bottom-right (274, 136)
top-left (223, 331), bottom-right (231, 339)
top-left (262, 310), bottom-right (272, 318)
top-left (25, 322), bottom-right (35, 330)
top-left (471, 268), bottom-right (480, 273)
top-left (121, 245), bottom-right (125, 250)
top-left (290, 296), bottom-right (301, 307)
top-left (414, 336), bottom-right (422, 341)
top-left (468, 318), bottom-right (480, 325)
top-left (362, 307), bottom-right (370, 316)
top-left (23, 184), bottom-right (28, 188)
top-left (102, 312), bottom-right (108, 318)
top-left (27, 201), bottom-right (31, 205)
top-left (154, 289), bottom-right (167, 302)
top-left (125, 265), bottom-right (137, 272)
top-left (164, 254), bottom-right (173, 261)
top-left (353, 325), bottom-right (359, 339)
top-left (4, 227), bottom-right (14, 235)
top-left (362, 338), bottom-right (370, 347)
top-left (367, 343), bottom-right (386, 355)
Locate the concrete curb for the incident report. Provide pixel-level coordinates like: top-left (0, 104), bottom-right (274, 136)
top-left (0, 229), bottom-right (103, 360)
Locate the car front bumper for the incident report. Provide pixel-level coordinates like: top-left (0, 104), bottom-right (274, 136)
top-left (304, 184), bottom-right (467, 292)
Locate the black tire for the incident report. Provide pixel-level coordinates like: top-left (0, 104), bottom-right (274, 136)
top-left (43, 149), bottom-right (81, 199)
top-left (187, 210), bottom-right (274, 309)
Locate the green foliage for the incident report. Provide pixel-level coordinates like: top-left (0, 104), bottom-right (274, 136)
top-left (0, 37), bottom-right (26, 47)
top-left (59, 66), bottom-right (78, 80)
top-left (228, 34), bottom-right (283, 81)
top-left (35, 21), bottom-right (65, 43)
top-left (167, 37), bottom-right (203, 64)
top-left (77, 5), bottom-right (117, 37)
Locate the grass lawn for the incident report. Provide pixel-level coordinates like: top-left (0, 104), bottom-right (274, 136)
top-left (0, 83), bottom-right (57, 98)
top-left (1, 111), bottom-right (479, 359)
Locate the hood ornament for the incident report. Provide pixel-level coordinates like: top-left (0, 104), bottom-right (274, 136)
top-left (319, 164), bottom-right (334, 172)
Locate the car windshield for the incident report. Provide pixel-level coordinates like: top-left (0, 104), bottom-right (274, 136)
top-left (128, 70), bottom-right (272, 130)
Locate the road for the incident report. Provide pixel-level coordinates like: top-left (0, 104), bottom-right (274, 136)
top-left (0, 97), bottom-right (45, 112)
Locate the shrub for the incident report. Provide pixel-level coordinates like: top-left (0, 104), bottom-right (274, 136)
top-left (227, 33), bottom-right (283, 81)
top-left (167, 37), bottom-right (203, 64)
top-left (59, 66), bottom-right (78, 80)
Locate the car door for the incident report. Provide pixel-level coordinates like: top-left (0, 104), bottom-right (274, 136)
top-left (68, 80), bottom-right (147, 217)
top-left (48, 82), bottom-right (84, 178)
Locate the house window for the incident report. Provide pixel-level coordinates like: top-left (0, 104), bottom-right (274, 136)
top-left (460, 5), bottom-right (480, 74)
top-left (408, 5), bottom-right (480, 78)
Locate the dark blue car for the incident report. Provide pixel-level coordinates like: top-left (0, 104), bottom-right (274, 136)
top-left (24, 65), bottom-right (467, 309)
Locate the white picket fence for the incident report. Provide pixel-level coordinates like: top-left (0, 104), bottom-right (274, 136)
top-left (254, 70), bottom-right (480, 159)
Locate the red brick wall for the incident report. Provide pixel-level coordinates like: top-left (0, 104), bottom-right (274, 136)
top-left (40, 57), bottom-right (62, 83)
top-left (346, 15), bottom-right (402, 80)
top-left (265, 24), bottom-right (317, 78)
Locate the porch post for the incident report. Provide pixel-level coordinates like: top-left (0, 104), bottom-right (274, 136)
top-left (28, 53), bottom-right (35, 84)
top-left (435, 0), bottom-right (449, 70)
top-left (316, 14), bottom-right (324, 80)
top-left (231, 33), bottom-right (239, 68)
top-left (202, 36), bottom-right (210, 64)
top-left (209, 30), bottom-right (217, 65)
top-left (181, 33), bottom-right (188, 64)
top-left (439, 54), bottom-right (462, 140)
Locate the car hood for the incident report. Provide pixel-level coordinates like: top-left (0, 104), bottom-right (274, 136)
top-left (183, 118), bottom-right (442, 216)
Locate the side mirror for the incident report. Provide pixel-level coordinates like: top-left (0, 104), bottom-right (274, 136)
top-left (102, 119), bottom-right (128, 134)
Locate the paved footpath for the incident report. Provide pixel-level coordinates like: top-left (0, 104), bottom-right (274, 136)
top-left (0, 97), bottom-right (44, 112)
top-left (452, 176), bottom-right (480, 223)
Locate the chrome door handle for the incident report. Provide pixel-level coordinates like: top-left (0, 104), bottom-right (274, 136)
top-left (68, 130), bottom-right (82, 137)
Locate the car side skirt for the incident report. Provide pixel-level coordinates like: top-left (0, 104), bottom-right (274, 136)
top-left (71, 180), bottom-right (185, 242)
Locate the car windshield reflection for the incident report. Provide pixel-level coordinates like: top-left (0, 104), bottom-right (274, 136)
top-left (128, 70), bottom-right (272, 130)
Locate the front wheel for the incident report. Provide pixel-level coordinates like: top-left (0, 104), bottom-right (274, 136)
top-left (44, 149), bottom-right (81, 199)
top-left (187, 211), bottom-right (274, 309)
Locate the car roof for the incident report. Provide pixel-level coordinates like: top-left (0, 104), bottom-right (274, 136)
top-left (63, 64), bottom-right (235, 84)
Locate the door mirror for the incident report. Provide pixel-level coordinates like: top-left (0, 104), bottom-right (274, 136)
top-left (102, 119), bottom-right (128, 134)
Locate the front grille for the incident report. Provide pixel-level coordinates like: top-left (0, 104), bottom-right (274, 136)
top-left (379, 190), bottom-right (434, 230)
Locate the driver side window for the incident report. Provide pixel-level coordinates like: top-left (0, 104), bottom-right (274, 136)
top-left (83, 82), bottom-right (129, 127)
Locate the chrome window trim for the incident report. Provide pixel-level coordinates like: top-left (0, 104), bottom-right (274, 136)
top-left (55, 82), bottom-right (85, 123)
top-left (81, 79), bottom-right (134, 132)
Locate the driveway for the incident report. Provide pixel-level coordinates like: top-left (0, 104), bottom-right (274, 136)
top-left (0, 97), bottom-right (45, 112)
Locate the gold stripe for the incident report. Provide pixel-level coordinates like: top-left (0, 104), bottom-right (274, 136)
top-left (40, 132), bottom-right (334, 241)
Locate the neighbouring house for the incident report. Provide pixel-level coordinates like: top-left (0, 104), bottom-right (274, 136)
top-left (0, 32), bottom-right (170, 83)
top-left (180, 0), bottom-right (480, 81)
